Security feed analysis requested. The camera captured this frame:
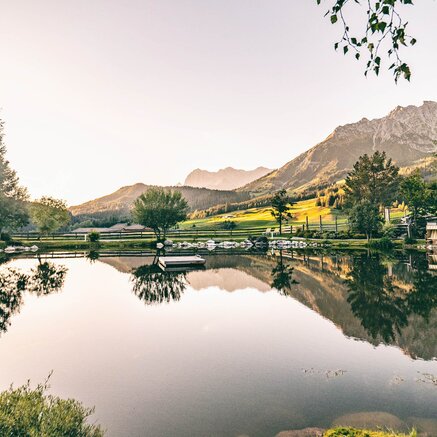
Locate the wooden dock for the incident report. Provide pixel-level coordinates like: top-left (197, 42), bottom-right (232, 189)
top-left (158, 256), bottom-right (206, 269)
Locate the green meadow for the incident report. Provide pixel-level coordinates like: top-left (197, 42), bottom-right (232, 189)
top-left (180, 197), bottom-right (406, 230)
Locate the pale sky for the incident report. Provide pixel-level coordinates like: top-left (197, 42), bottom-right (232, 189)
top-left (0, 0), bottom-right (436, 205)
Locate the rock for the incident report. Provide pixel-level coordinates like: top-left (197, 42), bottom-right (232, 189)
top-left (275, 428), bottom-right (325, 437)
top-left (332, 411), bottom-right (407, 431)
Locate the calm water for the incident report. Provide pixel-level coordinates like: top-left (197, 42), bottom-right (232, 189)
top-left (0, 250), bottom-right (436, 436)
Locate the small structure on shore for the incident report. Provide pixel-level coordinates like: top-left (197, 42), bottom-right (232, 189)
top-left (426, 222), bottom-right (437, 246)
top-left (158, 255), bottom-right (205, 270)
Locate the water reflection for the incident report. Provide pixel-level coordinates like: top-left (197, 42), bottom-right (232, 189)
top-left (130, 263), bottom-right (187, 305)
top-left (271, 251), bottom-right (298, 295)
top-left (346, 252), bottom-right (437, 343)
top-left (0, 261), bottom-right (67, 334)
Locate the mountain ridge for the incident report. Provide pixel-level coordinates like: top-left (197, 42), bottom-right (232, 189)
top-left (184, 166), bottom-right (272, 190)
top-left (241, 100), bottom-right (437, 194)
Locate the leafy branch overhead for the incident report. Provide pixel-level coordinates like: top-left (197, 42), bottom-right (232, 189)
top-left (317, 0), bottom-right (417, 82)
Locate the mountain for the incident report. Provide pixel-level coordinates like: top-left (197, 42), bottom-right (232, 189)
top-left (69, 183), bottom-right (250, 216)
top-left (184, 166), bottom-right (272, 190)
top-left (242, 101), bottom-right (437, 195)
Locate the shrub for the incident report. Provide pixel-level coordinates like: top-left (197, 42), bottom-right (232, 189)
top-left (87, 231), bottom-right (100, 243)
top-left (404, 236), bottom-right (417, 245)
top-left (0, 378), bottom-right (104, 436)
top-left (221, 220), bottom-right (237, 230)
top-left (0, 232), bottom-right (12, 243)
top-left (325, 427), bottom-right (416, 437)
top-left (369, 236), bottom-right (395, 250)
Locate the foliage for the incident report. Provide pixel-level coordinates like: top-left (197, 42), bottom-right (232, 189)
top-left (0, 120), bottom-right (29, 234)
top-left (317, 0), bottom-right (417, 82)
top-left (368, 236), bottom-right (395, 250)
top-left (132, 188), bottom-right (189, 240)
top-left (325, 427), bottom-right (416, 437)
top-left (0, 262), bottom-right (67, 333)
top-left (87, 231), bottom-right (100, 242)
top-left (271, 189), bottom-right (295, 234)
top-left (400, 170), bottom-right (436, 237)
top-left (346, 252), bottom-right (437, 343)
top-left (271, 253), bottom-right (298, 295)
top-left (29, 197), bottom-right (70, 235)
top-left (315, 185), bottom-right (345, 209)
top-left (345, 151), bottom-right (400, 208)
top-left (220, 220), bottom-right (237, 230)
top-left (130, 264), bottom-right (186, 305)
top-left (348, 200), bottom-right (383, 240)
top-left (0, 377), bottom-right (104, 436)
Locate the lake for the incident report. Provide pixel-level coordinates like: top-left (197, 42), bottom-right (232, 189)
top-left (0, 249), bottom-right (436, 436)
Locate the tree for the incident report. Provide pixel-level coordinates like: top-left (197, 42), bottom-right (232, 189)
top-left (271, 252), bottom-right (298, 295)
top-left (317, 0), bottom-right (418, 82)
top-left (221, 220), bottom-right (237, 230)
top-left (345, 151), bottom-right (400, 208)
top-left (348, 199), bottom-right (383, 240)
top-left (400, 171), bottom-right (433, 236)
top-left (0, 119), bottom-right (29, 235)
top-left (130, 264), bottom-right (186, 305)
top-left (29, 197), bottom-right (70, 235)
top-left (271, 189), bottom-right (294, 234)
top-left (132, 188), bottom-right (189, 240)
top-left (346, 253), bottom-right (409, 343)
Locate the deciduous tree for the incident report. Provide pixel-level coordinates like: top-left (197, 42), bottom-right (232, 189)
top-left (271, 189), bottom-right (294, 234)
top-left (132, 188), bottom-right (189, 240)
top-left (29, 197), bottom-right (70, 235)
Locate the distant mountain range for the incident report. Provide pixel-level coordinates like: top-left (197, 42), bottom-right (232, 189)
top-left (242, 100), bottom-right (437, 194)
top-left (184, 166), bottom-right (272, 190)
top-left (70, 101), bottom-right (437, 216)
top-left (69, 183), bottom-right (250, 216)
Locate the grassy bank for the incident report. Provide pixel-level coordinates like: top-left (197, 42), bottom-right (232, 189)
top-left (7, 237), bottom-right (423, 252)
top-left (325, 428), bottom-right (416, 437)
top-left (181, 198), bottom-right (406, 230)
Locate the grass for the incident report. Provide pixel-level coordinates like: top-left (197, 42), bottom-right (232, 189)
top-left (325, 428), bottom-right (416, 437)
top-left (181, 197), bottom-right (406, 231)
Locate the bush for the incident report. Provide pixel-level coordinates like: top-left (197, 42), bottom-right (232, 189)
top-left (325, 428), bottom-right (416, 437)
top-left (404, 236), bottom-right (417, 245)
top-left (369, 236), bottom-right (395, 250)
top-left (0, 378), bottom-right (104, 436)
top-left (0, 232), bottom-right (12, 243)
top-left (221, 220), bottom-right (237, 230)
top-left (87, 231), bottom-right (100, 243)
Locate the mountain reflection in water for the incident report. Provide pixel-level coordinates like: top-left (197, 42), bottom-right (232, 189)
top-left (99, 250), bottom-right (437, 360)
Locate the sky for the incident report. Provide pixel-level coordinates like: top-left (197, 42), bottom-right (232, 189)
top-left (0, 0), bottom-right (436, 205)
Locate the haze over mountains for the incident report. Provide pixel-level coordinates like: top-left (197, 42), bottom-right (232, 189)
top-left (70, 101), bottom-right (437, 216)
top-left (184, 166), bottom-right (272, 190)
top-left (69, 183), bottom-right (250, 216)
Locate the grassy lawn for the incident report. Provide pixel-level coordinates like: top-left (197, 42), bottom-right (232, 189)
top-left (181, 197), bottom-right (407, 231)
top-left (182, 198), bottom-right (348, 230)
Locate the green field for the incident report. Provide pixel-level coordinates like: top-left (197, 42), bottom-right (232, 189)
top-left (181, 197), bottom-right (406, 231)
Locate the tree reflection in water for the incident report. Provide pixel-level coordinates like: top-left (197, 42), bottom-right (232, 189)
top-left (0, 261), bottom-right (67, 334)
top-left (346, 252), bottom-right (437, 343)
top-left (131, 263), bottom-right (187, 305)
top-left (271, 251), bottom-right (298, 295)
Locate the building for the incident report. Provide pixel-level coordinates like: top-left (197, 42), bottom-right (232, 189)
top-left (72, 223), bottom-right (151, 234)
top-left (426, 222), bottom-right (437, 246)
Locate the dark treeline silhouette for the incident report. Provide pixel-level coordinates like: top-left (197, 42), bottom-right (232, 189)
top-left (0, 260), bottom-right (67, 334)
top-left (346, 252), bottom-right (437, 342)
